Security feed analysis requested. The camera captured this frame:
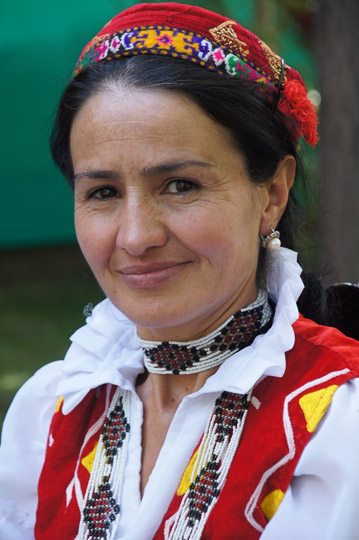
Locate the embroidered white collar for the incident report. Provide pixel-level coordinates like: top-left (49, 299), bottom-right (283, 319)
top-left (57, 247), bottom-right (304, 414)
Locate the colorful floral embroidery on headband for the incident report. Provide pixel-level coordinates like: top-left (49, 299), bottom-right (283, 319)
top-left (74, 25), bottom-right (274, 91)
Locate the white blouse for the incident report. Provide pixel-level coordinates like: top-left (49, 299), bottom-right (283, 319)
top-left (0, 247), bottom-right (358, 540)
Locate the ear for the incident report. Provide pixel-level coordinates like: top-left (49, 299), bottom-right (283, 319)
top-left (259, 155), bottom-right (296, 236)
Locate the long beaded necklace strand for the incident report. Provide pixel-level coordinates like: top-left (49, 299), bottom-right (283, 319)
top-left (78, 388), bottom-right (131, 540)
top-left (79, 389), bottom-right (252, 540)
top-left (166, 391), bottom-right (252, 540)
top-left (138, 289), bottom-right (272, 375)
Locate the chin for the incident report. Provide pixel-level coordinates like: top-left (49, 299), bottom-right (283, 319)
top-left (127, 311), bottom-right (184, 331)
top-left (114, 300), bottom-right (197, 336)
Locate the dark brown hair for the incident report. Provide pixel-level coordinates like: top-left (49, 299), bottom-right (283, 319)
top-left (51, 55), bottom-right (344, 332)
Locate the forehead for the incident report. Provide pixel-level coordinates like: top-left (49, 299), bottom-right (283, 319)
top-left (69, 86), bottom-right (241, 169)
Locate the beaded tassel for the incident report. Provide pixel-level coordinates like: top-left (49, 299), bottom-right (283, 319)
top-left (138, 290), bottom-right (271, 375)
top-left (166, 391), bottom-right (252, 539)
top-left (78, 388), bottom-right (131, 540)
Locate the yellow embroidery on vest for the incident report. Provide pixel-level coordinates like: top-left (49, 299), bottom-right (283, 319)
top-left (177, 448), bottom-right (199, 496)
top-left (54, 396), bottom-right (64, 413)
top-left (81, 442), bottom-right (99, 474)
top-left (177, 435), bottom-right (214, 496)
top-left (261, 489), bottom-right (285, 521)
top-left (299, 385), bottom-right (338, 433)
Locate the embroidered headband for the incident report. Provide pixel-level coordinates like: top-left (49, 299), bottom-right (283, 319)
top-left (74, 2), bottom-right (319, 147)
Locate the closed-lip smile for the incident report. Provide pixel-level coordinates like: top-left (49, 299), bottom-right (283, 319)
top-left (118, 261), bottom-right (190, 288)
top-left (119, 261), bottom-right (187, 274)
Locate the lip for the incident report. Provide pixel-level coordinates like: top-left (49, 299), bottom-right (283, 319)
top-left (118, 261), bottom-right (190, 288)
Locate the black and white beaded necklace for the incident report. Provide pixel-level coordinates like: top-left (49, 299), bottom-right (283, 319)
top-left (137, 289), bottom-right (272, 375)
top-left (78, 290), bottom-right (272, 539)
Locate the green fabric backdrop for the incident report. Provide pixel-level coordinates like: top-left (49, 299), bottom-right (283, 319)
top-left (0, 0), bottom-right (314, 249)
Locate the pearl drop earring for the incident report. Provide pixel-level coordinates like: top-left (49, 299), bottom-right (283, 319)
top-left (260, 227), bottom-right (281, 250)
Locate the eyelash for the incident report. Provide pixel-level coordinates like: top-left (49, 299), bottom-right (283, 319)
top-left (166, 179), bottom-right (199, 194)
top-left (88, 186), bottom-right (120, 200)
top-left (85, 178), bottom-right (200, 200)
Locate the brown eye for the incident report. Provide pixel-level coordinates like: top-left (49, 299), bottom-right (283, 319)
top-left (91, 187), bottom-right (119, 199)
top-left (167, 179), bottom-right (197, 194)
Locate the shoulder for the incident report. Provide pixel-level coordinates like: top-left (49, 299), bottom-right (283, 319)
top-left (0, 361), bottom-right (64, 537)
top-left (1, 360), bottom-right (64, 444)
top-left (291, 315), bottom-right (359, 374)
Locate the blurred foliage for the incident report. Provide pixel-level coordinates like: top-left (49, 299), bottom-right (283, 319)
top-left (0, 246), bottom-right (104, 429)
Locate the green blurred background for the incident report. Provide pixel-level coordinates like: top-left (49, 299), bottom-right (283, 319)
top-left (0, 0), bottom-right (317, 251)
top-left (0, 0), bottom-right (323, 428)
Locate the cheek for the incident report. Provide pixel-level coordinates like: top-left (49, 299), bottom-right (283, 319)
top-left (187, 211), bottom-right (261, 290)
top-left (74, 209), bottom-right (114, 272)
top-left (181, 202), bottom-right (260, 262)
top-left (174, 219), bottom-right (234, 279)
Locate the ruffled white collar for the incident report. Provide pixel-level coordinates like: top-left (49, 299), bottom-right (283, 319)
top-left (57, 247), bottom-right (304, 414)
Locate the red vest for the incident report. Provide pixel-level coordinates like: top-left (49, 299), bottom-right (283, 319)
top-left (35, 317), bottom-right (359, 539)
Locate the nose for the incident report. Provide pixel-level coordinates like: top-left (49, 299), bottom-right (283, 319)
top-left (116, 197), bottom-right (168, 256)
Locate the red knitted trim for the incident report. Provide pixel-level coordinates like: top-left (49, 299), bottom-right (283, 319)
top-left (279, 79), bottom-right (319, 147)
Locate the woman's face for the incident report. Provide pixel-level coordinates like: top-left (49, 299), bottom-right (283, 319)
top-left (71, 85), bottom-right (271, 340)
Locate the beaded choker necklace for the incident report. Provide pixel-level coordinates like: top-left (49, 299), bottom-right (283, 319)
top-left (137, 289), bottom-right (272, 375)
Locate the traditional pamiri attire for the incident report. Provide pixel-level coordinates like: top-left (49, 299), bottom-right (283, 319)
top-left (1, 4), bottom-right (358, 539)
top-left (1, 249), bottom-right (358, 539)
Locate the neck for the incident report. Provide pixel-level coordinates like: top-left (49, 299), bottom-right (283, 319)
top-left (137, 367), bottom-right (218, 410)
top-left (137, 284), bottom-right (258, 342)
top-left (137, 289), bottom-right (271, 376)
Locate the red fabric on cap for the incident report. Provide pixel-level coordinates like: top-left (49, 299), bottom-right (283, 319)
top-left (77, 2), bottom-right (279, 83)
top-left (74, 2), bottom-right (319, 147)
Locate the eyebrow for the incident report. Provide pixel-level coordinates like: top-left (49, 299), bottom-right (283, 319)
top-left (73, 170), bottom-right (120, 182)
top-left (141, 160), bottom-right (214, 176)
top-left (72, 161), bottom-right (214, 183)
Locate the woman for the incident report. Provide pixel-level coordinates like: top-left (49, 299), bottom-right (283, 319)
top-left (1, 3), bottom-right (358, 539)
